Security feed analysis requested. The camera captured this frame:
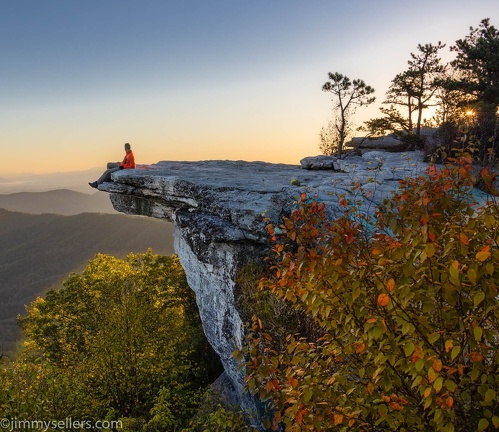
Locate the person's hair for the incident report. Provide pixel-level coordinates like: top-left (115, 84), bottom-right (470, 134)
top-left (124, 143), bottom-right (131, 151)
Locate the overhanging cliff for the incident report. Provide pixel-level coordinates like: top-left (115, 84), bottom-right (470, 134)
top-left (98, 151), bottom-right (428, 426)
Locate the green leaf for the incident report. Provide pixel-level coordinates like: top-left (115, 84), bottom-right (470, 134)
top-left (412, 375), bottom-right (423, 388)
top-left (416, 359), bottom-right (425, 372)
top-left (484, 389), bottom-right (496, 403)
top-left (428, 332), bottom-right (440, 344)
top-left (404, 342), bottom-right (415, 357)
top-left (449, 263), bottom-right (459, 280)
top-left (443, 422), bottom-right (455, 432)
top-left (445, 379), bottom-right (457, 392)
top-left (478, 419), bottom-right (489, 431)
top-left (468, 268), bottom-right (477, 284)
top-left (450, 345), bottom-right (461, 360)
top-left (474, 291), bottom-right (486, 307)
top-left (433, 377), bottom-right (443, 392)
top-left (474, 326), bottom-right (483, 342)
top-left (425, 243), bottom-right (436, 258)
top-left (486, 263), bottom-right (494, 275)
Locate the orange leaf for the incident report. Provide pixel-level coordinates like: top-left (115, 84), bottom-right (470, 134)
top-left (445, 340), bottom-right (454, 353)
top-left (445, 396), bottom-right (454, 408)
top-left (333, 414), bottom-right (343, 425)
top-left (424, 387), bottom-right (432, 398)
top-left (459, 233), bottom-right (470, 245)
top-left (476, 246), bottom-right (491, 262)
top-left (367, 382), bottom-right (374, 395)
top-left (386, 278), bottom-right (395, 292)
top-left (295, 409), bottom-right (304, 425)
top-left (272, 379), bottom-right (280, 390)
top-left (433, 359), bottom-right (443, 372)
top-left (355, 342), bottom-right (366, 354)
top-left (377, 293), bottom-right (390, 307)
top-left (273, 410), bottom-right (282, 426)
top-left (390, 401), bottom-right (402, 411)
top-left (470, 352), bottom-right (484, 363)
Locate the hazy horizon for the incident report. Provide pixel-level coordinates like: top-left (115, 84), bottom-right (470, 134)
top-left (0, 167), bottom-right (106, 194)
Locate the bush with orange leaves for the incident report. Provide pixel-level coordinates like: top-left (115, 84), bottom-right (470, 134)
top-left (237, 155), bottom-right (499, 431)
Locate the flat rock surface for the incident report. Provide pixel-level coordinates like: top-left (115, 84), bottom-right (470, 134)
top-left (99, 151), bottom-right (428, 242)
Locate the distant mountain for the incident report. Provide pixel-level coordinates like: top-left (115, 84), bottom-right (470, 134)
top-left (0, 168), bottom-right (104, 194)
top-left (0, 189), bottom-right (115, 215)
top-left (0, 208), bottom-right (174, 354)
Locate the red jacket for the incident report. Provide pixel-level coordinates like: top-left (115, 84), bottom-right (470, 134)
top-left (120, 150), bottom-right (135, 169)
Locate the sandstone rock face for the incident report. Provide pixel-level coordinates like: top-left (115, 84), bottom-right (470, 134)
top-left (98, 151), bottom-right (429, 427)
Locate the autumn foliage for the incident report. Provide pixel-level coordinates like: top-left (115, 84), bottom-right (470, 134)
top-left (239, 156), bottom-right (499, 431)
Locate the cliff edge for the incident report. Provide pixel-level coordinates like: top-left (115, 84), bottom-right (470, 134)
top-left (98, 151), bottom-right (428, 426)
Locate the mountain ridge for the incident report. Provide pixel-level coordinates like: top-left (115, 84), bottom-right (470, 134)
top-left (0, 207), bottom-right (174, 354)
top-left (0, 189), bottom-right (115, 215)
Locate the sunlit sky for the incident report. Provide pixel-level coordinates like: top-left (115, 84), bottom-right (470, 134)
top-left (1, 0), bottom-right (498, 175)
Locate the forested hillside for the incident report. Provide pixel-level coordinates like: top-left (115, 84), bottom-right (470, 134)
top-left (0, 208), bottom-right (174, 353)
top-left (1, 253), bottom-right (224, 430)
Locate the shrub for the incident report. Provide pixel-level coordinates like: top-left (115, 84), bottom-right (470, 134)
top-left (239, 156), bottom-right (499, 431)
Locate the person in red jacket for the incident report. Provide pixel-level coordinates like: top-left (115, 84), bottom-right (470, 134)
top-left (89, 143), bottom-right (135, 188)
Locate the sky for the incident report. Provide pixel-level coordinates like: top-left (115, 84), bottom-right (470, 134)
top-left (1, 0), bottom-right (498, 176)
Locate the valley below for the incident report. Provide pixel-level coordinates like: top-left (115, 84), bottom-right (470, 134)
top-left (0, 189), bottom-right (174, 354)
